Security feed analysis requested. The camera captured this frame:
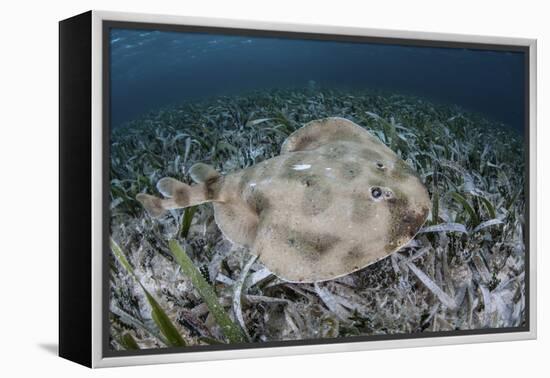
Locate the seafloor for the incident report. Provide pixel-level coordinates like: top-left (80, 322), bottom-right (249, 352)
top-left (109, 88), bottom-right (526, 351)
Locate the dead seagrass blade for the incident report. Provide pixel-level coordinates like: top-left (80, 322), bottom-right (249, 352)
top-left (137, 117), bottom-right (431, 283)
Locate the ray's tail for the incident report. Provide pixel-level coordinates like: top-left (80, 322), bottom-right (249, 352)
top-left (136, 163), bottom-right (221, 217)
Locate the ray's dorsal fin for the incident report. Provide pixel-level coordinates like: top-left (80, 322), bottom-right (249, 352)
top-left (281, 117), bottom-right (381, 154)
top-left (189, 162), bottom-right (220, 183)
top-left (157, 177), bottom-right (189, 203)
top-left (136, 165), bottom-right (223, 217)
top-left (137, 177), bottom-right (194, 217)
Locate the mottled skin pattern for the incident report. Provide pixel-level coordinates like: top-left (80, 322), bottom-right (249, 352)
top-left (137, 117), bottom-right (431, 283)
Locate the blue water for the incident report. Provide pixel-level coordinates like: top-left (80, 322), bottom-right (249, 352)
top-left (109, 28), bottom-right (525, 132)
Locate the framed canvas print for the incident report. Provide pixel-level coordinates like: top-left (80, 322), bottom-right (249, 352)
top-left (59, 10), bottom-right (537, 368)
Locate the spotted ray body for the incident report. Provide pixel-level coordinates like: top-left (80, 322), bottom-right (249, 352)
top-left (137, 117), bottom-right (431, 282)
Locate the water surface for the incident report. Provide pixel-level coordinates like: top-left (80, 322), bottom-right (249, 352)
top-left (109, 28), bottom-right (525, 132)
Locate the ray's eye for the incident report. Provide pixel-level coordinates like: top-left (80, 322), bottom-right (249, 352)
top-left (376, 161), bottom-right (385, 169)
top-left (371, 187), bottom-right (382, 199)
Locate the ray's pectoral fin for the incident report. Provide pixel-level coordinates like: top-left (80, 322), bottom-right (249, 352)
top-left (136, 164), bottom-right (223, 217)
top-left (213, 202), bottom-right (259, 248)
top-left (209, 167), bottom-right (262, 247)
top-left (281, 117), bottom-right (381, 154)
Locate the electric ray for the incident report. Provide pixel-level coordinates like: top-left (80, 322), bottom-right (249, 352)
top-left (137, 117), bottom-right (431, 283)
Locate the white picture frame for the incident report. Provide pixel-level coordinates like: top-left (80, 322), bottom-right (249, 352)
top-left (59, 10), bottom-right (537, 368)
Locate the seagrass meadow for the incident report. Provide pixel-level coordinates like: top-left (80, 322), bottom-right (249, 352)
top-left (108, 88), bottom-right (526, 351)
